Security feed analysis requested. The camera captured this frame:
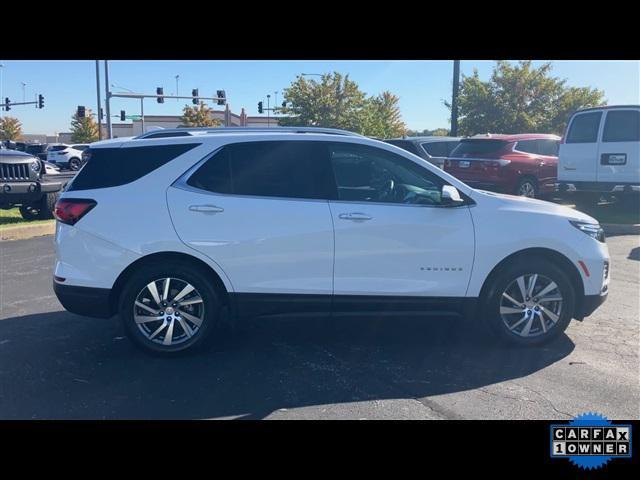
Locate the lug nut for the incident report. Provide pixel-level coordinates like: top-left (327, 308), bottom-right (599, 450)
top-left (159, 311), bottom-right (164, 315)
top-left (167, 316), bottom-right (172, 321)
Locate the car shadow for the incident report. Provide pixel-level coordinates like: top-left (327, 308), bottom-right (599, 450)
top-left (628, 247), bottom-right (639, 261)
top-left (0, 311), bottom-right (574, 419)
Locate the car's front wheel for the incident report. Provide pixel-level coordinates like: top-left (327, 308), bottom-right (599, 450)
top-left (482, 258), bottom-right (576, 346)
top-left (119, 262), bottom-right (222, 355)
top-left (515, 177), bottom-right (538, 198)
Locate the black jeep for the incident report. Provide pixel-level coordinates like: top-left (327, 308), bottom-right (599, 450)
top-left (0, 149), bottom-right (66, 220)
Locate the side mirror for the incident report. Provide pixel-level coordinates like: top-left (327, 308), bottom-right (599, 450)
top-left (441, 185), bottom-right (464, 205)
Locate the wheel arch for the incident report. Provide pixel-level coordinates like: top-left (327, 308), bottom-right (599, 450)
top-left (477, 247), bottom-right (585, 318)
top-left (109, 251), bottom-right (232, 316)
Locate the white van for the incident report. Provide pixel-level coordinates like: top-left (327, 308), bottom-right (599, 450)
top-left (558, 105), bottom-right (640, 200)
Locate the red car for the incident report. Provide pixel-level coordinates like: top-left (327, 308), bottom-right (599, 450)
top-left (444, 134), bottom-right (560, 198)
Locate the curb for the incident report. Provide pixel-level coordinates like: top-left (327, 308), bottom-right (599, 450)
top-left (0, 222), bottom-right (55, 241)
top-left (602, 223), bottom-right (640, 235)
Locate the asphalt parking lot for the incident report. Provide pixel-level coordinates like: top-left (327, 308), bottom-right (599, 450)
top-left (0, 234), bottom-right (638, 420)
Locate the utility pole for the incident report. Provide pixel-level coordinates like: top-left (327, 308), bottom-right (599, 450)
top-left (104, 60), bottom-right (112, 139)
top-left (451, 60), bottom-right (460, 137)
top-left (175, 75), bottom-right (180, 102)
top-left (21, 82), bottom-right (26, 102)
top-left (95, 61), bottom-right (102, 140)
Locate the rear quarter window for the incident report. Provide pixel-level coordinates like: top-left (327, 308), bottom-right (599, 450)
top-left (67, 143), bottom-right (200, 191)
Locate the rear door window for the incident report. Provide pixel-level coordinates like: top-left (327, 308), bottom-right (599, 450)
top-left (566, 112), bottom-right (603, 143)
top-left (67, 143), bottom-right (200, 191)
top-left (602, 110), bottom-right (640, 142)
top-left (187, 141), bottom-right (336, 200)
top-left (421, 142), bottom-right (448, 157)
top-left (515, 140), bottom-right (539, 154)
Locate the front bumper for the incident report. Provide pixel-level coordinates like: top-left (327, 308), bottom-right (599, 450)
top-left (0, 180), bottom-right (61, 206)
top-left (578, 292), bottom-right (608, 319)
top-left (53, 281), bottom-right (114, 319)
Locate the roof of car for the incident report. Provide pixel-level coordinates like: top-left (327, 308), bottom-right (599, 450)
top-left (465, 133), bottom-right (561, 141)
top-left (575, 104), bottom-right (639, 113)
top-left (386, 136), bottom-right (462, 142)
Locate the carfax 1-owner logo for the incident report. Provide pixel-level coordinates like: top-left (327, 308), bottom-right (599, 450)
top-left (550, 412), bottom-right (632, 470)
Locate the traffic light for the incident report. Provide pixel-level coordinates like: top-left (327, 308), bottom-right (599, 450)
top-left (192, 89), bottom-right (199, 105)
top-left (4, 98), bottom-right (10, 111)
top-left (217, 90), bottom-right (226, 106)
top-left (77, 105), bottom-right (86, 118)
top-left (38, 94), bottom-right (44, 109)
top-left (120, 110), bottom-right (126, 121)
top-left (258, 101), bottom-right (263, 114)
top-left (156, 87), bottom-right (164, 103)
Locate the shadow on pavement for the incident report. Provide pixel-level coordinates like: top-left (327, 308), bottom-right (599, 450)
top-left (628, 247), bottom-right (639, 261)
top-left (0, 311), bottom-right (574, 419)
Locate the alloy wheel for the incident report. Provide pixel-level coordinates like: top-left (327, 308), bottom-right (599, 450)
top-left (517, 181), bottom-right (536, 197)
top-left (133, 277), bottom-right (205, 346)
top-left (499, 273), bottom-right (563, 338)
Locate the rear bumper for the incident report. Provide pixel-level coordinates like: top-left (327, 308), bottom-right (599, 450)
top-left (53, 281), bottom-right (114, 319)
top-left (578, 292), bottom-right (608, 320)
top-left (557, 182), bottom-right (640, 194)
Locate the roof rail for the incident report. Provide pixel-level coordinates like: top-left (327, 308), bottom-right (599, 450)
top-left (135, 126), bottom-right (364, 140)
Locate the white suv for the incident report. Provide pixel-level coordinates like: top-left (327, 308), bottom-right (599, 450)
top-left (52, 127), bottom-right (610, 355)
top-left (47, 144), bottom-right (90, 170)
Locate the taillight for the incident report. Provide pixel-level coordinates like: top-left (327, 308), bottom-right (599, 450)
top-left (54, 198), bottom-right (97, 225)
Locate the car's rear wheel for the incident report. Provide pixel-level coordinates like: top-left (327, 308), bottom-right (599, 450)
top-left (119, 262), bottom-right (222, 355)
top-left (515, 177), bottom-right (538, 198)
top-left (481, 258), bottom-right (575, 346)
top-left (38, 192), bottom-right (59, 219)
top-left (68, 158), bottom-right (82, 171)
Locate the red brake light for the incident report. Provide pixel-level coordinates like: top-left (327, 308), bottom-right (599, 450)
top-left (54, 199), bottom-right (97, 225)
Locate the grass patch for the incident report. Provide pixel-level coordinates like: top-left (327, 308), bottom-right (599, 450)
top-left (0, 208), bottom-right (54, 229)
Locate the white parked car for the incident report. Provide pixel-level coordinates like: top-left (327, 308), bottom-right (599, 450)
top-left (53, 127), bottom-right (610, 355)
top-left (558, 105), bottom-right (640, 201)
top-left (47, 144), bottom-right (90, 170)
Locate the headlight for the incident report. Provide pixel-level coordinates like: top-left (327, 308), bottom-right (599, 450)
top-left (30, 161), bottom-right (41, 173)
top-left (570, 221), bottom-right (605, 243)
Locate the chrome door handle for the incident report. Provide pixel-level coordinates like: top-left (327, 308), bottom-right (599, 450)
top-left (189, 205), bottom-right (224, 214)
top-left (338, 212), bottom-right (372, 221)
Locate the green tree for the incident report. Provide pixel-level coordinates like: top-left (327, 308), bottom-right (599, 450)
top-left (279, 72), bottom-right (406, 137)
top-left (70, 109), bottom-right (99, 143)
top-left (180, 102), bottom-right (222, 127)
top-left (359, 91), bottom-right (406, 138)
top-left (448, 61), bottom-right (605, 136)
top-left (0, 116), bottom-right (23, 141)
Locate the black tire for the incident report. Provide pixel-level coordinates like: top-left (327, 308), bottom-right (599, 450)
top-left (481, 258), bottom-right (576, 346)
top-left (37, 192), bottom-right (60, 220)
top-left (19, 205), bottom-right (40, 221)
top-left (119, 261), bottom-right (223, 355)
top-left (68, 158), bottom-right (82, 171)
top-left (514, 177), bottom-right (538, 198)
top-left (573, 192), bottom-right (601, 209)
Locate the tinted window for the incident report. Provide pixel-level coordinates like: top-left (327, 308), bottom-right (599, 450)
top-left (450, 139), bottom-right (509, 156)
top-left (229, 141), bottom-right (333, 199)
top-left (538, 139), bottom-right (559, 156)
top-left (187, 148), bottom-right (232, 194)
top-left (603, 110), bottom-right (640, 142)
top-left (384, 140), bottom-right (421, 156)
top-left (515, 140), bottom-right (539, 154)
top-left (329, 143), bottom-right (444, 206)
top-left (445, 141), bottom-right (460, 156)
top-left (189, 141), bottom-right (335, 200)
top-left (67, 143), bottom-right (200, 191)
top-left (49, 145), bottom-right (68, 152)
top-left (71, 145), bottom-right (89, 151)
top-left (422, 142), bottom-right (448, 157)
top-left (566, 112), bottom-right (602, 143)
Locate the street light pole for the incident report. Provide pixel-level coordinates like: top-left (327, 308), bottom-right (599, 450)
top-left (267, 94), bottom-right (271, 127)
top-left (21, 82), bottom-right (26, 102)
top-left (175, 75), bottom-right (180, 102)
top-left (104, 60), bottom-right (112, 139)
top-left (451, 60), bottom-right (460, 137)
top-left (95, 60), bottom-right (102, 140)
